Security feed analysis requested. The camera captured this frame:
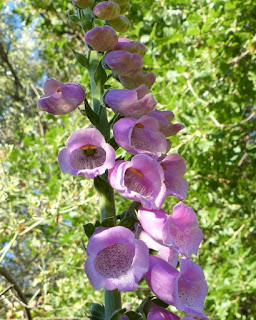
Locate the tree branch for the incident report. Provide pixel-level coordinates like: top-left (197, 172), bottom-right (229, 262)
top-left (0, 266), bottom-right (33, 320)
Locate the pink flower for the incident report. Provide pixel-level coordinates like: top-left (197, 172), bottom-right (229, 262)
top-left (38, 78), bottom-right (85, 115)
top-left (104, 50), bottom-right (143, 77)
top-left (113, 115), bottom-right (167, 158)
top-left (85, 26), bottom-right (118, 51)
top-left (93, 1), bottom-right (120, 20)
top-left (58, 128), bottom-right (115, 178)
top-left (119, 71), bottom-right (156, 90)
top-left (114, 37), bottom-right (146, 57)
top-left (84, 226), bottom-right (149, 292)
top-left (105, 85), bottom-right (157, 118)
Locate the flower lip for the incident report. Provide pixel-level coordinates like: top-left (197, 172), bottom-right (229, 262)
top-left (84, 226), bottom-right (149, 292)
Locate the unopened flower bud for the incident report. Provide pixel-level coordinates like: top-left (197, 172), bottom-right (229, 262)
top-left (93, 1), bottom-right (120, 20)
top-left (109, 15), bottom-right (131, 33)
top-left (119, 71), bottom-right (156, 89)
top-left (115, 37), bottom-right (146, 57)
top-left (112, 0), bottom-right (128, 5)
top-left (104, 50), bottom-right (143, 77)
top-left (85, 26), bottom-right (118, 51)
top-left (72, 0), bottom-right (94, 8)
top-left (120, 1), bottom-right (131, 14)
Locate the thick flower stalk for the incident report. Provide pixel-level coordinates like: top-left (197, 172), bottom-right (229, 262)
top-left (37, 0), bottom-right (210, 319)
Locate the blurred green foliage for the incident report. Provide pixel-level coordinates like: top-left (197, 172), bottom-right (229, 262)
top-left (0, 0), bottom-right (256, 319)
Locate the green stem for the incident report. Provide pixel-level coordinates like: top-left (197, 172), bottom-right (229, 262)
top-left (88, 50), bottom-right (121, 319)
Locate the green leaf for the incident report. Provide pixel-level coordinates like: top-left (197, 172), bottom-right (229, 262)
top-left (94, 175), bottom-right (111, 196)
top-left (83, 223), bottom-right (95, 238)
top-left (125, 311), bottom-right (144, 320)
top-left (71, 49), bottom-right (89, 68)
top-left (108, 137), bottom-right (119, 151)
top-left (84, 100), bottom-right (100, 127)
top-left (94, 60), bottom-right (108, 89)
top-left (109, 309), bottom-right (127, 320)
top-left (68, 14), bottom-right (81, 24)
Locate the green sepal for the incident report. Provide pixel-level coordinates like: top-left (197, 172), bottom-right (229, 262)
top-left (84, 100), bottom-right (101, 127)
top-left (118, 202), bottom-right (138, 230)
top-left (109, 309), bottom-right (127, 320)
top-left (101, 216), bottom-right (115, 228)
top-left (125, 311), bottom-right (144, 320)
top-left (109, 114), bottom-right (122, 128)
top-left (68, 14), bottom-right (81, 24)
top-left (95, 220), bottom-right (101, 228)
top-left (88, 303), bottom-right (105, 320)
top-left (83, 222), bottom-right (95, 239)
top-left (72, 49), bottom-right (89, 68)
top-left (149, 297), bottom-right (169, 309)
top-left (108, 137), bottom-right (119, 151)
top-left (118, 215), bottom-right (138, 230)
top-left (94, 175), bottom-right (111, 196)
top-left (99, 105), bottom-right (110, 141)
top-left (94, 60), bottom-right (108, 89)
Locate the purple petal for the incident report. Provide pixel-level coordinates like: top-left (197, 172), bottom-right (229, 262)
top-left (163, 202), bottom-right (203, 257)
top-left (147, 304), bottom-right (180, 320)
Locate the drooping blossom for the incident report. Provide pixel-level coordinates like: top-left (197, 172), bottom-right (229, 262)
top-left (85, 26), bottom-right (118, 51)
top-left (113, 115), bottom-right (167, 158)
top-left (150, 109), bottom-right (184, 137)
top-left (160, 153), bottom-right (188, 200)
top-left (72, 0), bottom-right (94, 8)
top-left (93, 1), bottom-right (120, 20)
top-left (163, 202), bottom-right (203, 257)
top-left (136, 224), bottom-right (179, 267)
top-left (58, 128), bottom-right (115, 178)
top-left (105, 84), bottom-right (157, 118)
top-left (144, 256), bottom-right (209, 319)
top-left (114, 37), bottom-right (146, 57)
top-left (147, 303), bottom-right (180, 320)
top-left (109, 15), bottom-right (131, 33)
top-left (108, 154), bottom-right (166, 209)
top-left (104, 50), bottom-right (143, 77)
top-left (38, 78), bottom-right (85, 115)
top-left (84, 226), bottom-right (149, 292)
top-left (119, 71), bottom-right (156, 89)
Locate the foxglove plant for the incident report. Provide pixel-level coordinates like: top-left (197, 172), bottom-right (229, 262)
top-left (37, 1), bottom-right (210, 319)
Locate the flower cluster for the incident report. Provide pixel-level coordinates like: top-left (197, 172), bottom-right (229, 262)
top-left (38, 0), bottom-right (209, 319)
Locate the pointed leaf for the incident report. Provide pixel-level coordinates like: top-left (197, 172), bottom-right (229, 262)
top-left (83, 223), bottom-right (95, 238)
top-left (72, 49), bottom-right (89, 68)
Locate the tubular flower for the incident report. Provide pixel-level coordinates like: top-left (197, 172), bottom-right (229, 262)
top-left (150, 109), bottom-right (184, 137)
top-left (38, 78), bottom-right (85, 115)
top-left (147, 303), bottom-right (181, 320)
top-left (160, 153), bottom-right (188, 200)
top-left (144, 256), bottom-right (209, 320)
top-left (85, 26), bottom-right (118, 51)
top-left (104, 50), bottom-right (143, 77)
top-left (105, 84), bottom-right (157, 118)
top-left (113, 115), bottom-right (167, 158)
top-left (163, 202), bottom-right (203, 258)
top-left (136, 224), bottom-right (179, 267)
top-left (93, 1), bottom-right (120, 20)
top-left (84, 226), bottom-right (149, 292)
top-left (114, 37), bottom-right (146, 57)
top-left (119, 71), bottom-right (156, 90)
top-left (108, 154), bottom-right (166, 209)
top-left (58, 128), bottom-right (115, 178)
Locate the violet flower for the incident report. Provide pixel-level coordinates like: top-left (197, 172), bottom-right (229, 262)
top-left (114, 37), bottom-right (146, 57)
top-left (85, 26), bottom-right (118, 51)
top-left (113, 115), bottom-right (167, 158)
top-left (150, 109), bottom-right (184, 137)
top-left (136, 225), bottom-right (179, 267)
top-left (84, 226), bottom-right (149, 292)
top-left (160, 153), bottom-right (188, 200)
top-left (119, 71), bottom-right (156, 90)
top-left (104, 50), bottom-right (143, 77)
top-left (93, 1), bottom-right (120, 20)
top-left (105, 84), bottom-right (157, 118)
top-left (38, 78), bottom-right (85, 115)
top-left (108, 154), bottom-right (166, 209)
top-left (144, 256), bottom-right (209, 319)
top-left (58, 128), bottom-right (115, 178)
top-left (163, 202), bottom-right (203, 258)
top-left (147, 303), bottom-right (180, 320)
